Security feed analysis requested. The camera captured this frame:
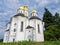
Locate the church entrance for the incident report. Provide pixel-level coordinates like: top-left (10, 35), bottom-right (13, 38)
top-left (13, 39), bottom-right (15, 42)
top-left (28, 35), bottom-right (33, 41)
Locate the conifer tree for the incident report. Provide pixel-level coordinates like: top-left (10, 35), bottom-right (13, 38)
top-left (54, 12), bottom-right (60, 25)
top-left (43, 8), bottom-right (53, 29)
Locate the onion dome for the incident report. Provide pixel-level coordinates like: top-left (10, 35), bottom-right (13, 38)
top-left (31, 9), bottom-right (37, 14)
top-left (23, 5), bottom-right (28, 11)
top-left (17, 6), bottom-right (23, 11)
top-left (31, 9), bottom-right (37, 16)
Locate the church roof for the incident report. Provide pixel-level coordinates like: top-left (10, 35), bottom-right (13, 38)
top-left (26, 25), bottom-right (34, 29)
top-left (29, 16), bottom-right (41, 20)
top-left (13, 13), bottom-right (28, 18)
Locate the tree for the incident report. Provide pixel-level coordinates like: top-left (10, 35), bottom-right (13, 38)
top-left (43, 8), bottom-right (53, 29)
top-left (0, 39), bottom-right (3, 42)
top-left (54, 12), bottom-right (60, 25)
top-left (43, 8), bottom-right (60, 41)
top-left (44, 25), bottom-right (60, 41)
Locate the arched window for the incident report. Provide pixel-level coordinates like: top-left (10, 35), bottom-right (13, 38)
top-left (21, 21), bottom-right (23, 32)
top-left (21, 11), bottom-right (22, 13)
top-left (38, 24), bottom-right (40, 33)
top-left (14, 29), bottom-right (16, 32)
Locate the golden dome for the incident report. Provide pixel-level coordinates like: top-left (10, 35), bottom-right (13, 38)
top-left (31, 10), bottom-right (37, 14)
top-left (23, 5), bottom-right (28, 11)
top-left (18, 6), bottom-right (23, 10)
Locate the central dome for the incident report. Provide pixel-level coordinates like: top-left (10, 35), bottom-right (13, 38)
top-left (24, 5), bottom-right (28, 11)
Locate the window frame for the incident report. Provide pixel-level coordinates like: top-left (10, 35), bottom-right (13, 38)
top-left (21, 21), bottom-right (23, 32)
top-left (38, 24), bottom-right (40, 33)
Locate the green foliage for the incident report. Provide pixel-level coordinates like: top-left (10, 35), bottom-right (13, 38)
top-left (43, 8), bottom-right (60, 41)
top-left (2, 41), bottom-right (44, 45)
top-left (0, 41), bottom-right (60, 45)
top-left (44, 25), bottom-right (60, 41)
top-left (0, 39), bottom-right (3, 42)
top-left (54, 12), bottom-right (60, 25)
top-left (43, 8), bottom-right (53, 29)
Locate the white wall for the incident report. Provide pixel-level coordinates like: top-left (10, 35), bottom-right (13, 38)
top-left (3, 23), bottom-right (10, 42)
top-left (8, 17), bottom-right (18, 42)
top-left (30, 19), bottom-right (44, 42)
top-left (4, 15), bottom-right (44, 42)
top-left (36, 20), bottom-right (44, 42)
top-left (8, 16), bottom-right (29, 42)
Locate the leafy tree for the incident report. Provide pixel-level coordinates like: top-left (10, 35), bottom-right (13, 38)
top-left (43, 8), bottom-right (53, 29)
top-left (44, 25), bottom-right (60, 41)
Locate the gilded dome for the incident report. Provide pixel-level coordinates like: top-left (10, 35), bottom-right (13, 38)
top-left (23, 5), bottom-right (28, 11)
top-left (18, 6), bottom-right (23, 10)
top-left (31, 10), bottom-right (37, 13)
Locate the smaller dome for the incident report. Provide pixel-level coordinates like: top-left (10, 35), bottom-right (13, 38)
top-left (18, 6), bottom-right (23, 10)
top-left (23, 5), bottom-right (28, 11)
top-left (31, 10), bottom-right (37, 14)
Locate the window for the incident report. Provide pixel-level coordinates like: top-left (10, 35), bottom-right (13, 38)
top-left (20, 11), bottom-right (23, 13)
top-left (14, 29), bottom-right (16, 32)
top-left (21, 11), bottom-right (22, 13)
top-left (29, 31), bottom-right (30, 32)
top-left (38, 24), bottom-right (40, 33)
top-left (21, 21), bottom-right (23, 32)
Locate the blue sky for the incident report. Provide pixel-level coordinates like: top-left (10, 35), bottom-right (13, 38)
top-left (0, 0), bottom-right (60, 39)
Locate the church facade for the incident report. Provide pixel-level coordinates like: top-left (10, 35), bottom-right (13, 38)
top-left (3, 5), bottom-right (44, 42)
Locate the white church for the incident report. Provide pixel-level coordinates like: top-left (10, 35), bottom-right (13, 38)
top-left (3, 5), bottom-right (44, 42)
